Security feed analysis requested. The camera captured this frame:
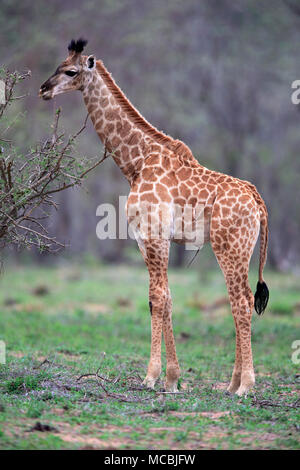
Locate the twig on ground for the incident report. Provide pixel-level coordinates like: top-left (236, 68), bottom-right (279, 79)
top-left (252, 396), bottom-right (300, 410)
top-left (33, 358), bottom-right (53, 369)
top-left (76, 359), bottom-right (156, 403)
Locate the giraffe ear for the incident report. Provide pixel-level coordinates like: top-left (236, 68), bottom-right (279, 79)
top-left (86, 55), bottom-right (95, 70)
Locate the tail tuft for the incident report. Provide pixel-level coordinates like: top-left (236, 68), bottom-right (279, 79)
top-left (254, 281), bottom-right (269, 315)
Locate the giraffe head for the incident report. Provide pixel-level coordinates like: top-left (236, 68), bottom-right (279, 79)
top-left (39, 38), bottom-right (96, 100)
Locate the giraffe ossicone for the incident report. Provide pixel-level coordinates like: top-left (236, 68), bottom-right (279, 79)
top-left (40, 38), bottom-right (269, 396)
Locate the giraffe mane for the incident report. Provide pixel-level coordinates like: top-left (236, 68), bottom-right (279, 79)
top-left (96, 60), bottom-right (194, 160)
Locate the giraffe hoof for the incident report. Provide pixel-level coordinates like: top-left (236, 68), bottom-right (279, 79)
top-left (226, 383), bottom-right (240, 394)
top-left (142, 376), bottom-right (157, 389)
top-left (235, 373), bottom-right (255, 396)
top-left (235, 385), bottom-right (253, 397)
top-left (226, 374), bottom-right (241, 394)
top-left (165, 382), bottom-right (179, 393)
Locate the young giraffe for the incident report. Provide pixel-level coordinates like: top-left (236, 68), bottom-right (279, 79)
top-left (40, 39), bottom-right (269, 396)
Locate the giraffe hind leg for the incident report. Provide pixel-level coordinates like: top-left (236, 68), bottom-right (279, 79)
top-left (216, 257), bottom-right (256, 396)
top-left (227, 317), bottom-right (242, 394)
top-left (210, 203), bottom-right (260, 396)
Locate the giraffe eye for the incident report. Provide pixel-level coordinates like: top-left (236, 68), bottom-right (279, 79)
top-left (65, 70), bottom-right (77, 77)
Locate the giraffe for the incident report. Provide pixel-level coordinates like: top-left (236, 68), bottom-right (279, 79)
top-left (40, 38), bottom-right (269, 396)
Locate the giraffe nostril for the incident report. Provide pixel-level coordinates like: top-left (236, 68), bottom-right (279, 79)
top-left (39, 83), bottom-right (53, 100)
top-left (41, 80), bottom-right (52, 92)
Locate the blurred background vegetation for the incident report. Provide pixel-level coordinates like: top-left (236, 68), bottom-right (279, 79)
top-left (1, 0), bottom-right (300, 271)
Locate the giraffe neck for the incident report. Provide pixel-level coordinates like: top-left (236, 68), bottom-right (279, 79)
top-left (82, 60), bottom-right (153, 183)
top-left (82, 60), bottom-right (198, 184)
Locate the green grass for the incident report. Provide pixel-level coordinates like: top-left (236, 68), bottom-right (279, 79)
top-left (0, 262), bottom-right (299, 450)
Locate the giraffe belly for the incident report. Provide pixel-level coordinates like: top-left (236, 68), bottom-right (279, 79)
top-left (127, 199), bottom-right (211, 248)
top-left (171, 208), bottom-right (211, 249)
top-left (172, 224), bottom-right (210, 248)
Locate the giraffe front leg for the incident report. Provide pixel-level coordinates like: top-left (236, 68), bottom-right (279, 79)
top-left (142, 240), bottom-right (170, 390)
top-left (163, 291), bottom-right (180, 392)
top-left (142, 297), bottom-right (163, 388)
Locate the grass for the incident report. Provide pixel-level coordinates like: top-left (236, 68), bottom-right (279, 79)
top-left (0, 261), bottom-right (299, 450)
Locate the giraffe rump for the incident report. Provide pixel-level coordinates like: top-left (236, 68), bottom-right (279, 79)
top-left (68, 38), bottom-right (88, 53)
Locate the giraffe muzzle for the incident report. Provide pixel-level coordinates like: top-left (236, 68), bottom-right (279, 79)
top-left (39, 87), bottom-right (53, 100)
top-left (39, 79), bottom-right (55, 100)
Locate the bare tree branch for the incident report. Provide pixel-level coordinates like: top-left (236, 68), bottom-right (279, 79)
top-left (0, 68), bottom-right (111, 254)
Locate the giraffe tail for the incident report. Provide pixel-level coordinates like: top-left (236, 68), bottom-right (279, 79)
top-left (254, 206), bottom-right (269, 315)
